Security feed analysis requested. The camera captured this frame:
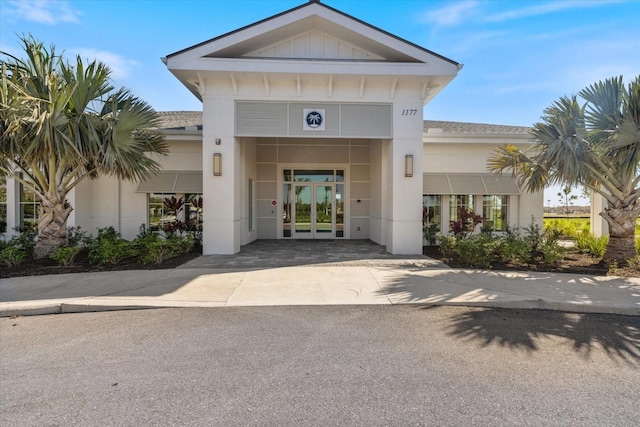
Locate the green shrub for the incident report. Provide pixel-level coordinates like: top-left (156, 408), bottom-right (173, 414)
top-left (0, 227), bottom-right (37, 267)
top-left (437, 234), bottom-right (456, 258)
top-left (132, 227), bottom-right (196, 265)
top-left (50, 246), bottom-right (83, 266)
top-left (434, 216), bottom-right (568, 269)
top-left (0, 242), bottom-right (26, 267)
top-left (453, 234), bottom-right (500, 269)
top-left (48, 226), bottom-right (92, 266)
top-left (134, 233), bottom-right (168, 265)
top-left (523, 217), bottom-right (544, 252)
top-left (573, 231), bottom-right (590, 252)
top-left (88, 227), bottom-right (136, 265)
top-left (10, 225), bottom-right (37, 257)
top-left (538, 241), bottom-right (566, 264)
top-left (65, 226), bottom-right (91, 247)
top-left (573, 231), bottom-right (608, 258)
top-left (498, 234), bottom-right (531, 264)
top-left (169, 234), bottom-right (196, 254)
top-left (587, 236), bottom-right (608, 258)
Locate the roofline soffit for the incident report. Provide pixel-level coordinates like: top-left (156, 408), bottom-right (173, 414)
top-left (167, 58), bottom-right (459, 77)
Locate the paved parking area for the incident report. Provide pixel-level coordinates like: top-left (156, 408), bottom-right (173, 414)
top-left (180, 239), bottom-right (445, 269)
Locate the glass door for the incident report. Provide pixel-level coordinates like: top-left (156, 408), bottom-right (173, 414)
top-left (284, 169), bottom-right (343, 239)
top-left (315, 185), bottom-right (333, 236)
top-left (292, 183), bottom-right (335, 238)
top-left (294, 184), bottom-right (312, 235)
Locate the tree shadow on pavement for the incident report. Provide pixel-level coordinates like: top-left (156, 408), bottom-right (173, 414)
top-left (444, 307), bottom-right (640, 366)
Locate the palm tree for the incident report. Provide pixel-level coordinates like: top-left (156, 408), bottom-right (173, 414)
top-left (488, 75), bottom-right (640, 263)
top-left (0, 36), bottom-right (168, 257)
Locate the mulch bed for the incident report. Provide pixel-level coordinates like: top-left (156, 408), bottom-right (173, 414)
top-left (423, 246), bottom-right (639, 277)
top-left (1, 251), bottom-right (201, 279)
top-left (2, 247), bottom-right (638, 279)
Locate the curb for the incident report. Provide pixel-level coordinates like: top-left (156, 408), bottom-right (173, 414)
top-left (2, 299), bottom-right (639, 318)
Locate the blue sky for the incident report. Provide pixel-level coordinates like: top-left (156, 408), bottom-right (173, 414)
top-left (1, 0), bottom-right (639, 206)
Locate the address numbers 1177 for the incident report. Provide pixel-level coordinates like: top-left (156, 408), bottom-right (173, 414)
top-left (401, 109), bottom-right (418, 116)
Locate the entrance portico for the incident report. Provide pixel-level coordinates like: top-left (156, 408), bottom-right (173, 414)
top-left (164, 1), bottom-right (461, 254)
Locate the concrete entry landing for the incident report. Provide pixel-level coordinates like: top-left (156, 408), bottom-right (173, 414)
top-left (181, 240), bottom-right (445, 269)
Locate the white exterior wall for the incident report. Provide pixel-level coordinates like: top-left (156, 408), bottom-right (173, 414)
top-left (423, 140), bottom-right (542, 231)
top-left (68, 139), bottom-right (202, 240)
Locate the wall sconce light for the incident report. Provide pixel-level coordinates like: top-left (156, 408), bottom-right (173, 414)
top-left (405, 154), bottom-right (413, 177)
top-left (215, 138), bottom-right (221, 145)
top-left (213, 153), bottom-right (222, 176)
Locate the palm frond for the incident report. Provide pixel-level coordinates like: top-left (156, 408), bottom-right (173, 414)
top-left (1, 34), bottom-right (168, 202)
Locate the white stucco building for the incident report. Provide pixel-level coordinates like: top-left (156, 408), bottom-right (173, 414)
top-left (0, 0), bottom-right (543, 254)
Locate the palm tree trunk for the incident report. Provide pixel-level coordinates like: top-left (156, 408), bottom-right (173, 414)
top-left (602, 206), bottom-right (638, 263)
top-left (34, 195), bottom-right (73, 258)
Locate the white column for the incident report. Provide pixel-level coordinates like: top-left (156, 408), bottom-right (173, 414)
top-left (590, 191), bottom-right (609, 236)
top-left (66, 187), bottom-right (76, 229)
top-left (5, 175), bottom-right (19, 238)
top-left (441, 195), bottom-right (450, 234)
top-left (509, 195), bottom-right (520, 229)
top-left (201, 96), bottom-right (242, 254)
top-left (368, 139), bottom-right (385, 245)
top-left (386, 102), bottom-right (424, 254)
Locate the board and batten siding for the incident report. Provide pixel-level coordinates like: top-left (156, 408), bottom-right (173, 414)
top-left (236, 102), bottom-right (392, 138)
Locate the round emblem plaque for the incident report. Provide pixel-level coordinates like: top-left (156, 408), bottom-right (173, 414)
top-left (305, 111), bottom-right (323, 129)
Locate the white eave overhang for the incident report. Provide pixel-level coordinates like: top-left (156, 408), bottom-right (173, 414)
top-left (167, 57), bottom-right (457, 77)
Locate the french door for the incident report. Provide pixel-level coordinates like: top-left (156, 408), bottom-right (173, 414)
top-left (282, 169), bottom-right (345, 239)
top-left (292, 183), bottom-right (335, 238)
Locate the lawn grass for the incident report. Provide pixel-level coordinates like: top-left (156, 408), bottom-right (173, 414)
top-left (543, 215), bottom-right (640, 236)
top-left (543, 216), bottom-right (590, 237)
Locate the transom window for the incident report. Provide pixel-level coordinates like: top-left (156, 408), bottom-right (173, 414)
top-left (283, 169), bottom-right (344, 183)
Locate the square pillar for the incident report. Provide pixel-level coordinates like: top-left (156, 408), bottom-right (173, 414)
top-left (201, 97), bottom-right (242, 254)
top-left (5, 175), bottom-right (20, 238)
top-left (590, 191), bottom-right (609, 237)
top-left (385, 102), bottom-right (424, 254)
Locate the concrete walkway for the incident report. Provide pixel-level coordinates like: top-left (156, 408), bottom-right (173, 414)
top-left (1, 240), bottom-right (639, 317)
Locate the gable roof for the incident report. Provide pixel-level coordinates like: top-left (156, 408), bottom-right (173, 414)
top-left (166, 1), bottom-right (458, 66)
top-left (164, 1), bottom-right (462, 105)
